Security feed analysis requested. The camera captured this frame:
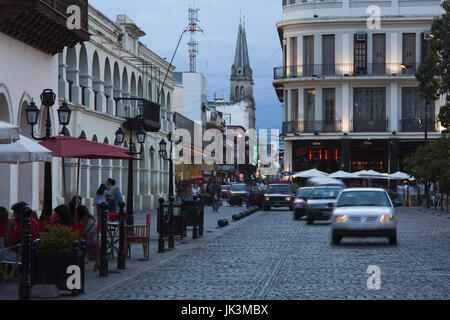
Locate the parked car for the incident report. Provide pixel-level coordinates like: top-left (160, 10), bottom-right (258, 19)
top-left (249, 185), bottom-right (265, 208)
top-left (228, 184), bottom-right (250, 207)
top-left (263, 184), bottom-right (294, 211)
top-left (305, 187), bottom-right (343, 225)
top-left (221, 185), bottom-right (231, 199)
top-left (331, 188), bottom-right (397, 245)
top-left (293, 187), bottom-right (314, 220)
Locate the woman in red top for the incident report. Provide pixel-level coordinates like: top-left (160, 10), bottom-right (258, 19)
top-left (0, 206), bottom-right (8, 249)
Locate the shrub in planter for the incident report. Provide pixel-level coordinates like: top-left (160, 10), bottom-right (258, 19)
top-left (31, 225), bottom-right (85, 294)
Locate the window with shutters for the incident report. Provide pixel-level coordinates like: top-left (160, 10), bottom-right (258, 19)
top-left (303, 36), bottom-right (314, 76)
top-left (323, 88), bottom-right (335, 129)
top-left (322, 35), bottom-right (335, 75)
top-left (304, 89), bottom-right (316, 132)
top-left (402, 33), bottom-right (416, 74)
top-left (354, 34), bottom-right (367, 75)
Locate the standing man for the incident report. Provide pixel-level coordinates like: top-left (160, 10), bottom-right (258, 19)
top-left (107, 178), bottom-right (123, 213)
top-left (211, 179), bottom-right (222, 213)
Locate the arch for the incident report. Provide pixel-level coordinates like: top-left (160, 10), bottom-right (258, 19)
top-left (103, 137), bottom-right (109, 144)
top-left (66, 46), bottom-right (78, 102)
top-left (161, 88), bottom-right (165, 109)
top-left (92, 135), bottom-right (98, 142)
top-left (235, 86), bottom-right (239, 101)
top-left (148, 80), bottom-right (152, 101)
top-left (17, 92), bottom-right (33, 137)
top-left (240, 86), bottom-right (245, 100)
top-left (104, 58), bottom-right (112, 114)
top-left (0, 84), bottom-right (13, 123)
top-left (92, 51), bottom-right (101, 111)
top-left (166, 92), bottom-right (171, 111)
top-left (79, 44), bottom-right (89, 106)
top-left (138, 76), bottom-right (143, 98)
top-left (122, 67), bottom-right (129, 94)
top-left (79, 131), bottom-right (87, 139)
top-left (130, 73), bottom-right (137, 97)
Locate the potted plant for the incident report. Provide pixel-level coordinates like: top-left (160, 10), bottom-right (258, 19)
top-left (31, 225), bottom-right (85, 295)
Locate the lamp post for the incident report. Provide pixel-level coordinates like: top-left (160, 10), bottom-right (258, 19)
top-left (115, 126), bottom-right (146, 225)
top-left (158, 133), bottom-right (183, 249)
top-left (25, 89), bottom-right (71, 217)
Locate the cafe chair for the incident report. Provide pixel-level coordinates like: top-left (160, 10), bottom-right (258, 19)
top-left (125, 214), bottom-right (151, 259)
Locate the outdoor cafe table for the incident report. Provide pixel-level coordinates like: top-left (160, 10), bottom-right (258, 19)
top-left (106, 221), bottom-right (120, 258)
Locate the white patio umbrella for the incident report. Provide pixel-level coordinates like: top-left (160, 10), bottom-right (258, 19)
top-left (0, 135), bottom-right (52, 164)
top-left (307, 176), bottom-right (345, 187)
top-left (292, 169), bottom-right (329, 178)
top-left (0, 121), bottom-right (20, 144)
top-left (354, 170), bottom-right (388, 179)
top-left (329, 170), bottom-right (358, 179)
top-left (389, 171), bottom-right (413, 180)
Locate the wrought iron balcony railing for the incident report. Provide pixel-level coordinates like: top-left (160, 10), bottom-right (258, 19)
top-left (274, 63), bottom-right (420, 80)
top-left (351, 119), bottom-right (389, 133)
top-left (283, 120), bottom-right (342, 134)
top-left (399, 119), bottom-right (440, 133)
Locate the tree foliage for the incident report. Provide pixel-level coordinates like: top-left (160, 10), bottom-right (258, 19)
top-left (415, 0), bottom-right (450, 130)
top-left (404, 135), bottom-right (450, 194)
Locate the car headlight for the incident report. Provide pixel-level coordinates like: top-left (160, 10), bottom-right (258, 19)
top-left (335, 215), bottom-right (349, 223)
top-left (379, 215), bottom-right (392, 223)
top-left (285, 197), bottom-right (292, 201)
top-left (265, 197), bottom-right (270, 201)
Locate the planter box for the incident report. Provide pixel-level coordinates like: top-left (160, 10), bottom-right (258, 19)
top-left (31, 248), bottom-right (84, 294)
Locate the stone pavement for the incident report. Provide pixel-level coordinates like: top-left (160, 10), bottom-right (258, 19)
top-left (0, 201), bottom-right (249, 300)
top-left (1, 204), bottom-right (450, 300)
top-left (76, 205), bottom-right (450, 300)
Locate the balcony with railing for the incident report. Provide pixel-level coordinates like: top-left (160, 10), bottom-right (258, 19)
top-left (274, 63), bottom-right (419, 80)
top-left (351, 119), bottom-right (389, 133)
top-left (0, 0), bottom-right (90, 55)
top-left (283, 120), bottom-right (342, 134)
top-left (399, 118), bottom-right (440, 133)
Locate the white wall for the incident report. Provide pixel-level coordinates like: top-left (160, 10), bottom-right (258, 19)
top-left (0, 32), bottom-right (60, 213)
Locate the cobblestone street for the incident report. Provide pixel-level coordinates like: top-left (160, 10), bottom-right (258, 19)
top-left (68, 205), bottom-right (450, 300)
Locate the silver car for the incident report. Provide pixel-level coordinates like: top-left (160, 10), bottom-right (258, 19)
top-left (305, 187), bottom-right (343, 225)
top-left (331, 188), bottom-right (397, 245)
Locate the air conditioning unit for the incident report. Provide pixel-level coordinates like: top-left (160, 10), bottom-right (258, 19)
top-left (356, 33), bottom-right (367, 41)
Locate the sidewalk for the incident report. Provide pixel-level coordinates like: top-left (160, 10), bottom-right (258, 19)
top-left (0, 202), bottom-right (255, 300)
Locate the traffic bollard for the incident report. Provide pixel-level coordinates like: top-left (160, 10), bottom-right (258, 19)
top-left (99, 202), bottom-right (108, 277)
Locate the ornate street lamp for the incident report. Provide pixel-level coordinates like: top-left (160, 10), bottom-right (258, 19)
top-left (115, 126), bottom-right (146, 226)
top-left (149, 146), bottom-right (155, 157)
top-left (25, 89), bottom-right (71, 217)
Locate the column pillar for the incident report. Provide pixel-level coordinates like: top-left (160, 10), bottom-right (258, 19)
top-left (341, 138), bottom-right (351, 172)
top-left (66, 70), bottom-right (81, 104)
top-left (79, 75), bottom-right (94, 108)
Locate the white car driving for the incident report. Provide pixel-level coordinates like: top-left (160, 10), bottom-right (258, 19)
top-left (331, 188), bottom-right (397, 245)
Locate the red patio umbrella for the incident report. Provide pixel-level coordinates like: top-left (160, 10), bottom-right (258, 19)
top-left (40, 136), bottom-right (139, 202)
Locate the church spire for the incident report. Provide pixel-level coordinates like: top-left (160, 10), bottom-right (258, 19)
top-left (232, 21), bottom-right (252, 77)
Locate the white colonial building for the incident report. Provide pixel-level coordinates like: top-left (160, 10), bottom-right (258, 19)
top-left (58, 6), bottom-right (175, 211)
top-left (0, 1), bottom-right (175, 214)
top-left (274, 0), bottom-right (446, 174)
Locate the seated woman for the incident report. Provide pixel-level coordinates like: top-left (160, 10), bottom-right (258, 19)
top-left (76, 205), bottom-right (97, 247)
top-left (3, 202), bottom-right (40, 261)
top-left (52, 205), bottom-right (83, 236)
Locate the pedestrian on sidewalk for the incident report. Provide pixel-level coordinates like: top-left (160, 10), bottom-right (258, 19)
top-left (107, 178), bottom-right (123, 213)
top-left (210, 179), bottom-right (222, 213)
top-left (94, 183), bottom-right (111, 219)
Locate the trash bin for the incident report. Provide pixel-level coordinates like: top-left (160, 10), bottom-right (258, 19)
top-left (157, 201), bottom-right (185, 239)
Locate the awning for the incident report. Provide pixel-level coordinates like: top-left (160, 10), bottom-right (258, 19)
top-left (329, 171), bottom-right (358, 179)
